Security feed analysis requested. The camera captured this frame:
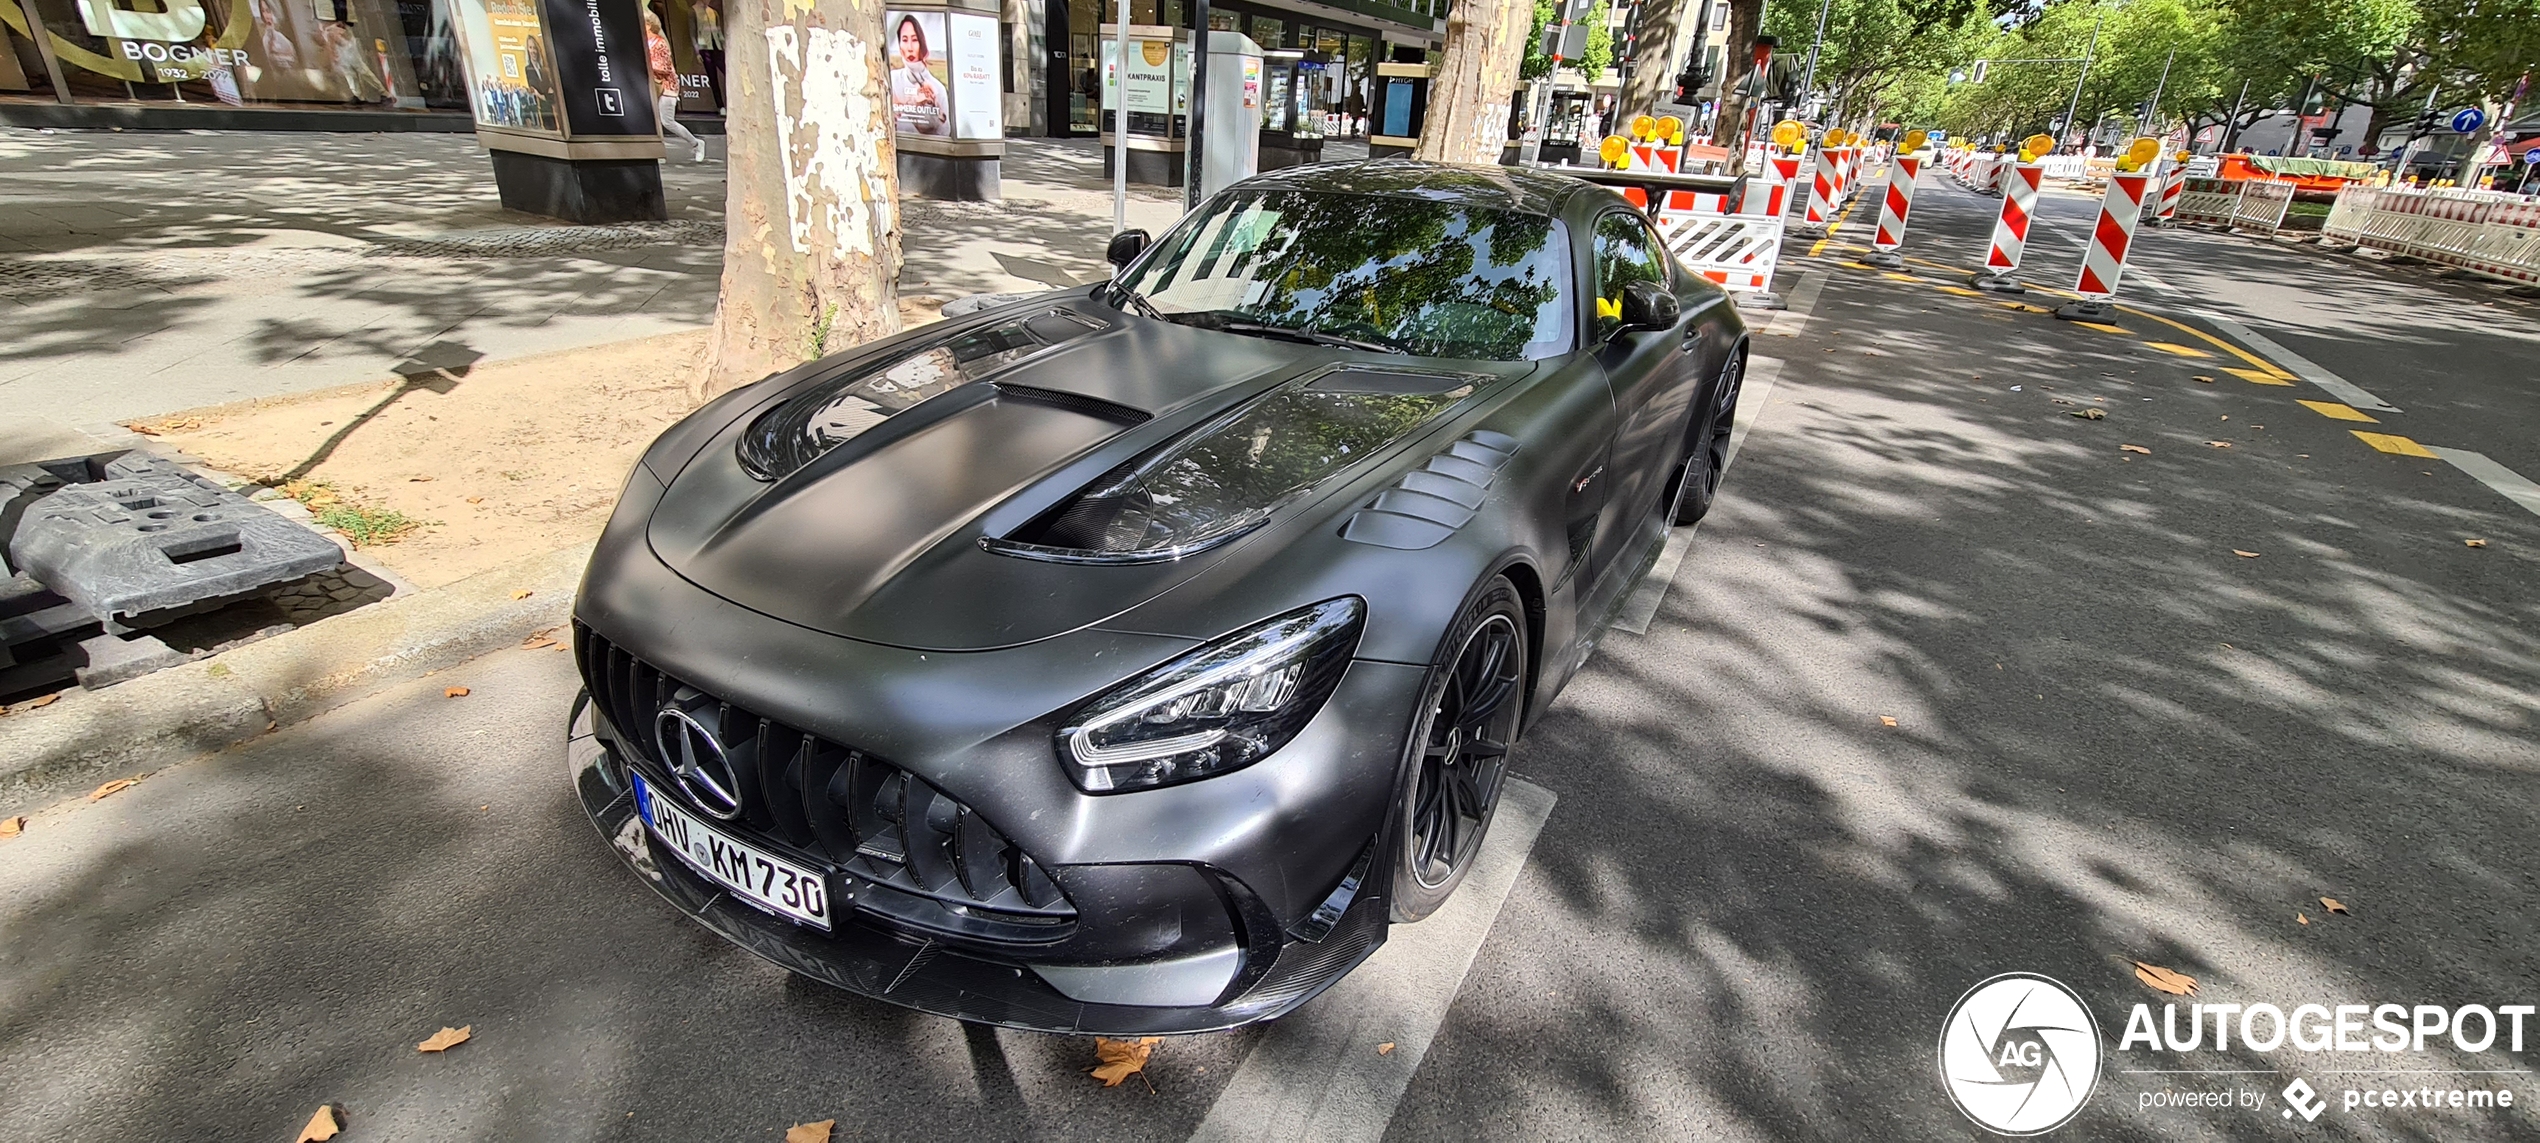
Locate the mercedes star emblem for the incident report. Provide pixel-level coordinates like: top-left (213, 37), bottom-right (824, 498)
top-left (655, 706), bottom-right (744, 820)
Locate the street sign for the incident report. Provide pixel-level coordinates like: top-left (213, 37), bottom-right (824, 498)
top-left (2525, 147), bottom-right (2540, 166)
top-left (2449, 107), bottom-right (2484, 134)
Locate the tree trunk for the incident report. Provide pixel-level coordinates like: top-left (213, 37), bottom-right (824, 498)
top-left (697, 0), bottom-right (904, 401)
top-left (1618, 0), bottom-right (1688, 112)
top-left (1708, 0), bottom-right (1765, 175)
top-left (1414, 0), bottom-right (1533, 164)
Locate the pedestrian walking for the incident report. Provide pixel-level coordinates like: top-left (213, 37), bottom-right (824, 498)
top-left (646, 9), bottom-right (707, 161)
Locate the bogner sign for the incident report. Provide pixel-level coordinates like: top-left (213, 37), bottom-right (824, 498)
top-left (72, 0), bottom-right (253, 82)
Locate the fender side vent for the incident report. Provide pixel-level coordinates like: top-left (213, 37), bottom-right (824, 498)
top-left (1340, 430), bottom-right (1519, 550)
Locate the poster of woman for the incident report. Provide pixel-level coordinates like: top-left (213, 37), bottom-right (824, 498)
top-left (885, 10), bottom-right (949, 138)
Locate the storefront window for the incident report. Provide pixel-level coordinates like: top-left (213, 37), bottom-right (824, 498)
top-left (1, 0), bottom-right (480, 111)
top-left (1, 12), bottom-right (61, 100)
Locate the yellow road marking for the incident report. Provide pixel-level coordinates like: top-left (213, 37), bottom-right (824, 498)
top-left (2143, 341), bottom-right (2212, 358)
top-left (2114, 305), bottom-right (2295, 378)
top-left (2351, 431), bottom-right (2437, 457)
top-left (1883, 272), bottom-right (1919, 282)
top-left (2224, 367), bottom-right (2295, 386)
top-left (2298, 399), bottom-right (2378, 423)
top-left (1808, 237), bottom-right (1830, 257)
top-left (1936, 285), bottom-right (1983, 297)
top-left (2073, 321), bottom-right (2129, 335)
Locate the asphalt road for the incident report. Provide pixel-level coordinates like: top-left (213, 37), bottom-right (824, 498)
top-left (3, 170), bottom-right (2537, 1142)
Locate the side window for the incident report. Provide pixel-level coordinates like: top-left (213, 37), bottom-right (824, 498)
top-left (1592, 211), bottom-right (1670, 339)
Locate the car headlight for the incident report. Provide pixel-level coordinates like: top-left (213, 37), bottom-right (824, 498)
top-left (1058, 597), bottom-right (1364, 793)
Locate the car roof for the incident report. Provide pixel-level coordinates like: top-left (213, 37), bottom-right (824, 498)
top-left (1240, 161), bottom-right (1591, 217)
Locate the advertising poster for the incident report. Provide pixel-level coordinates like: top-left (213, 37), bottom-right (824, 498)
top-left (9, 0), bottom-right (391, 103)
top-left (449, 0), bottom-right (561, 132)
top-left (535, 0), bottom-right (655, 135)
top-left (1110, 36), bottom-right (1167, 114)
top-left (946, 11), bottom-right (999, 140)
top-left (886, 9), bottom-right (950, 137)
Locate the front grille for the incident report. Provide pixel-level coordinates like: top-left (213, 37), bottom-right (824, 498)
top-left (577, 624), bottom-right (1075, 942)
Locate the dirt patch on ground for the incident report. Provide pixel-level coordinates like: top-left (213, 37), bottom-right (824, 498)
top-left (137, 303), bottom-right (947, 588)
top-left (141, 332), bottom-right (704, 589)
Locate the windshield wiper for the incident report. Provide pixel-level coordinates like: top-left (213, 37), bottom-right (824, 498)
top-left (1199, 318), bottom-right (1408, 355)
top-left (1109, 280), bottom-right (1165, 321)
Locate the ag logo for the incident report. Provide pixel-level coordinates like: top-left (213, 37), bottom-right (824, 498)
top-left (1939, 973), bottom-right (2102, 1135)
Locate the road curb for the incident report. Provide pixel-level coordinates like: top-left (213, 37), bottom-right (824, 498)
top-left (0, 541), bottom-right (592, 815)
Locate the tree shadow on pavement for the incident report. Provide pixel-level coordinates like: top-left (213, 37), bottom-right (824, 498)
top-left (1388, 258), bottom-right (2540, 1140)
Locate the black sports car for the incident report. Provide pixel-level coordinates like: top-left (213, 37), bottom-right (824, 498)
top-left (567, 161), bottom-right (1749, 1034)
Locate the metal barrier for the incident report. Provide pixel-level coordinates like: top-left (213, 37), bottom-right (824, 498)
top-left (1657, 211), bottom-right (1786, 295)
top-left (2322, 186), bottom-right (2370, 242)
top-left (2230, 180), bottom-right (2295, 236)
top-left (2326, 186), bottom-right (2540, 285)
top-left (2175, 178), bottom-right (2240, 225)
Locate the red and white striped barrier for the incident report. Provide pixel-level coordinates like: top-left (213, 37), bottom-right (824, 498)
top-left (2056, 171), bottom-right (2153, 319)
top-left (1764, 151), bottom-right (1804, 218)
top-left (2154, 160), bottom-right (2186, 224)
top-left (1864, 155), bottom-right (1921, 268)
top-left (1650, 178), bottom-right (1791, 308)
top-left (1796, 146), bottom-right (1841, 234)
top-left (1971, 161), bottom-right (2043, 292)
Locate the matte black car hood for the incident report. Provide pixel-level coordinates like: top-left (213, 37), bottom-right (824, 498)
top-left (646, 302), bottom-right (1430, 652)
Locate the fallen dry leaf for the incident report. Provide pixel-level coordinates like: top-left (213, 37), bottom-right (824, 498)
top-left (2321, 897), bottom-right (2349, 915)
top-left (2206, 440), bottom-right (2233, 448)
top-left (29, 693), bottom-right (58, 709)
top-left (1879, 715), bottom-right (1898, 727)
top-left (2465, 539), bottom-right (2487, 548)
top-left (87, 778), bottom-right (134, 801)
top-left (2133, 961), bottom-right (2199, 996)
top-left (2193, 374), bottom-right (2215, 383)
top-left (2298, 912), bottom-right (2310, 925)
top-left (2233, 550), bottom-right (2261, 558)
top-left (2070, 408), bottom-right (2107, 420)
top-left (0, 816), bottom-right (23, 838)
top-left (1377, 1042), bottom-right (1397, 1055)
top-left (2119, 444), bottom-right (2152, 454)
top-left (511, 589), bottom-right (534, 600)
top-left (785, 1121), bottom-right (835, 1143)
top-left (417, 1025), bottom-right (472, 1052)
top-left (523, 638), bottom-right (558, 651)
top-left (444, 686), bottom-right (470, 698)
top-left (1090, 1036), bottom-right (1162, 1087)
top-left (409, 475), bottom-right (434, 482)
top-left (295, 1104), bottom-right (341, 1142)
top-left (465, 496), bottom-right (485, 505)
top-left (124, 421), bottom-right (161, 436)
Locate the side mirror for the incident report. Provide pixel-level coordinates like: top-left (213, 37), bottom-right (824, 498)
top-left (1106, 229), bottom-right (1150, 271)
top-left (1618, 279), bottom-right (1681, 333)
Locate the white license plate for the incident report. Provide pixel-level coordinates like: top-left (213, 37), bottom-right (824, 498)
top-left (633, 773), bottom-right (832, 931)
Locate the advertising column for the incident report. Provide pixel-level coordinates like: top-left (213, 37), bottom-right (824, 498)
top-left (887, 0), bottom-right (1004, 201)
top-left (454, 0), bottom-right (666, 222)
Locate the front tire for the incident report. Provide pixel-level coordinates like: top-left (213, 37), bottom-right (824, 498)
top-left (1389, 577), bottom-right (1529, 922)
top-left (1668, 350), bottom-right (1746, 525)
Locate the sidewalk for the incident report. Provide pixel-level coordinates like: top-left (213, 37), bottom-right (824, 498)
top-left (0, 129), bottom-right (1186, 427)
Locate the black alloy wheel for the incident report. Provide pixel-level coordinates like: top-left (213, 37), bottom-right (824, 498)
top-left (1669, 351), bottom-right (1746, 525)
top-left (1390, 577), bottom-right (1529, 922)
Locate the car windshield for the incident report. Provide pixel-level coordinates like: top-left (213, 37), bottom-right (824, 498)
top-left (1116, 189), bottom-right (1573, 361)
